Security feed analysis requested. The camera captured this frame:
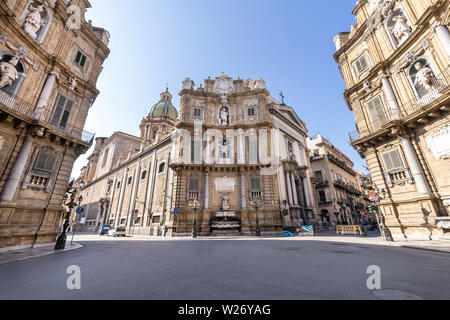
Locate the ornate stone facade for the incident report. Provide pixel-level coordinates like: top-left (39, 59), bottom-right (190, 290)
top-left (334, 0), bottom-right (450, 240)
top-left (76, 75), bottom-right (319, 237)
top-left (0, 0), bottom-right (110, 250)
top-left (307, 134), bottom-right (372, 227)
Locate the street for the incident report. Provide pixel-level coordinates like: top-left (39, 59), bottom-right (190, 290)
top-left (0, 237), bottom-right (449, 300)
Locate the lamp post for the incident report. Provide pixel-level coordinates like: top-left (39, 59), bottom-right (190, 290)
top-left (366, 185), bottom-right (393, 242)
top-left (55, 186), bottom-right (83, 250)
top-left (251, 198), bottom-right (261, 237)
top-left (189, 199), bottom-right (199, 238)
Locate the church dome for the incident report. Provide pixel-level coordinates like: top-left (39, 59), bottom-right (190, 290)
top-left (146, 89), bottom-right (178, 121)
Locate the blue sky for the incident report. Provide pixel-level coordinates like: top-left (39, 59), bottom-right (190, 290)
top-left (74, 0), bottom-right (365, 177)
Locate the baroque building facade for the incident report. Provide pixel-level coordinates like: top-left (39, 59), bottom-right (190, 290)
top-left (307, 134), bottom-right (371, 226)
top-left (76, 74), bottom-right (319, 237)
top-left (0, 0), bottom-right (109, 249)
top-left (334, 0), bottom-right (450, 239)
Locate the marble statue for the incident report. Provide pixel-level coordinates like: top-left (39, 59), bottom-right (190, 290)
top-left (222, 196), bottom-right (230, 211)
top-left (392, 15), bottom-right (411, 44)
top-left (0, 56), bottom-right (20, 89)
top-left (381, 0), bottom-right (395, 17)
top-left (23, 4), bottom-right (44, 38)
top-left (220, 107), bottom-right (229, 125)
top-left (414, 62), bottom-right (436, 91)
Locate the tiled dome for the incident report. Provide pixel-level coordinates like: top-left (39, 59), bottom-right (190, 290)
top-left (147, 89), bottom-right (178, 121)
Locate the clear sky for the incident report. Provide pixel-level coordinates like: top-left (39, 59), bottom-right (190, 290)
top-left (73, 0), bottom-right (365, 178)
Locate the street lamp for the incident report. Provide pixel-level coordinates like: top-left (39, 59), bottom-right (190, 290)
top-left (367, 185), bottom-right (393, 242)
top-left (55, 186), bottom-right (83, 250)
top-left (189, 199), bottom-right (199, 238)
top-left (250, 198), bottom-right (261, 237)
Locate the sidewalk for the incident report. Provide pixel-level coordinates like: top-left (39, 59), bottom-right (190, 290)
top-left (70, 232), bottom-right (450, 254)
top-left (0, 243), bottom-right (83, 265)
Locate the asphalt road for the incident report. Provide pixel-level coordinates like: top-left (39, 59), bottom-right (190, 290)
top-left (0, 239), bottom-right (449, 300)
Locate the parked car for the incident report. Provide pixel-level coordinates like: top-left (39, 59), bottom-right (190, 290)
top-left (108, 226), bottom-right (126, 237)
top-left (100, 225), bottom-right (112, 236)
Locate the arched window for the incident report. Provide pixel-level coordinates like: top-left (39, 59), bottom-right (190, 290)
top-left (0, 52), bottom-right (26, 96)
top-left (20, 2), bottom-right (52, 44)
top-left (407, 57), bottom-right (439, 99)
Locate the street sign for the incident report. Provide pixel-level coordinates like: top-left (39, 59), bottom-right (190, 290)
top-left (76, 207), bottom-right (85, 215)
top-left (369, 194), bottom-right (378, 202)
top-left (174, 207), bottom-right (179, 213)
top-left (80, 217), bottom-right (86, 224)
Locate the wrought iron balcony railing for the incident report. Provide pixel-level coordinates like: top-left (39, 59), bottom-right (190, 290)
top-left (0, 90), bottom-right (95, 144)
top-left (349, 65), bottom-right (450, 143)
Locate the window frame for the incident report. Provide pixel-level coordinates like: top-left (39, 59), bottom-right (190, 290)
top-left (74, 50), bottom-right (87, 68)
top-left (49, 93), bottom-right (75, 131)
top-left (366, 95), bottom-right (389, 131)
top-left (381, 149), bottom-right (406, 172)
top-left (32, 152), bottom-right (57, 177)
top-left (353, 52), bottom-right (371, 77)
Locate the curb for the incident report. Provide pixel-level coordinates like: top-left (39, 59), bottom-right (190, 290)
top-left (401, 245), bottom-right (450, 255)
top-left (0, 243), bottom-right (84, 265)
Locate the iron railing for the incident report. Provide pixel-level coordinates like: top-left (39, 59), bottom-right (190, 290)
top-left (349, 65), bottom-right (450, 143)
top-left (0, 90), bottom-right (95, 144)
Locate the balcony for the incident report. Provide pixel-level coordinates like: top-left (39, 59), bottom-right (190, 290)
top-left (385, 168), bottom-right (414, 187)
top-left (403, 66), bottom-right (450, 115)
top-left (0, 91), bottom-right (95, 144)
top-left (349, 66), bottom-right (450, 143)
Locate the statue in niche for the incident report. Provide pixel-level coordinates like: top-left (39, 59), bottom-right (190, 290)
top-left (0, 55), bottom-right (20, 89)
top-left (392, 15), bottom-right (411, 44)
top-left (23, 4), bottom-right (44, 38)
top-left (220, 107), bottom-right (229, 125)
top-left (381, 0), bottom-right (395, 17)
top-left (222, 196), bottom-right (230, 211)
top-left (413, 62), bottom-right (436, 91)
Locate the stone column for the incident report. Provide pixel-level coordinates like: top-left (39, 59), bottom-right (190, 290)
top-left (144, 151), bottom-right (157, 227)
top-left (237, 131), bottom-right (245, 164)
top-left (240, 169), bottom-right (247, 209)
top-left (204, 169), bottom-right (209, 209)
top-left (401, 137), bottom-right (431, 195)
top-left (1, 137), bottom-right (33, 201)
top-left (34, 73), bottom-right (56, 121)
top-left (115, 168), bottom-right (128, 226)
top-left (381, 76), bottom-right (400, 119)
top-left (436, 25), bottom-right (450, 58)
top-left (290, 172), bottom-right (299, 205)
top-left (285, 170), bottom-right (294, 205)
top-left (127, 159), bottom-right (141, 229)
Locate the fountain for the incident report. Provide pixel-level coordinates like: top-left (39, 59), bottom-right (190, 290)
top-left (210, 196), bottom-right (241, 235)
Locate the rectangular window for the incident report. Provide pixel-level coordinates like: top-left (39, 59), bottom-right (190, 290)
top-left (314, 171), bottom-right (323, 183)
top-left (382, 149), bottom-right (405, 172)
top-left (101, 148), bottom-right (109, 168)
top-left (193, 108), bottom-right (202, 118)
top-left (319, 190), bottom-right (327, 202)
top-left (120, 218), bottom-right (126, 225)
top-left (355, 54), bottom-right (369, 75)
top-left (32, 152), bottom-right (57, 176)
top-left (74, 50), bottom-right (87, 68)
top-left (248, 107), bottom-right (255, 117)
top-left (367, 96), bottom-right (388, 131)
top-left (141, 170), bottom-right (147, 180)
top-left (250, 177), bottom-right (261, 192)
top-left (117, 181), bottom-right (121, 189)
top-left (152, 215), bottom-right (161, 224)
top-left (127, 176), bottom-right (133, 185)
top-left (50, 93), bottom-right (74, 131)
top-left (188, 178), bottom-right (200, 192)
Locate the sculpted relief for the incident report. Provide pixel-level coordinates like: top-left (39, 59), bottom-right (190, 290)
top-left (426, 123), bottom-right (450, 161)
